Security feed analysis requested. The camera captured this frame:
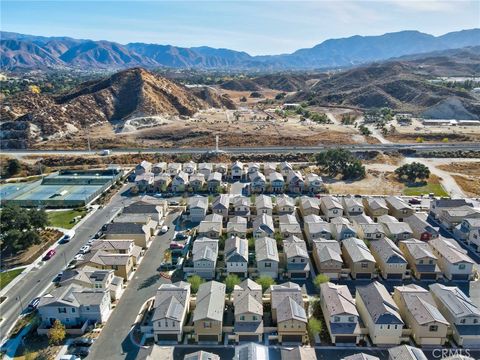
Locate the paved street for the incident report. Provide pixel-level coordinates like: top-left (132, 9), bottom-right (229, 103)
top-left (87, 211), bottom-right (180, 360)
top-left (4, 142), bottom-right (480, 159)
top-left (0, 183), bottom-right (132, 343)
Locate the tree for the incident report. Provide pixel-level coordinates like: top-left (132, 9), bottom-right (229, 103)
top-left (307, 317), bottom-right (322, 339)
top-left (187, 275), bottom-right (204, 294)
top-left (6, 159), bottom-right (21, 177)
top-left (358, 125), bottom-right (372, 136)
top-left (313, 274), bottom-right (330, 289)
top-left (256, 276), bottom-right (275, 293)
top-left (224, 274), bottom-right (241, 294)
top-left (315, 149), bottom-right (366, 180)
top-left (28, 208), bottom-right (49, 229)
top-left (395, 162), bottom-right (430, 183)
top-left (240, 96), bottom-right (247, 102)
top-left (48, 320), bottom-right (66, 345)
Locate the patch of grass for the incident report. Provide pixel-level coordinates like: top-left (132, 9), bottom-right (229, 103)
top-left (403, 182), bottom-right (448, 197)
top-left (47, 208), bottom-right (87, 229)
top-left (0, 268), bottom-right (24, 290)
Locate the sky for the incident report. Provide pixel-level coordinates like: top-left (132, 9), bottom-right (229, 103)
top-left (2, 0), bottom-right (479, 55)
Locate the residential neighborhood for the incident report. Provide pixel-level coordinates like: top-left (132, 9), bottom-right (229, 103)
top-left (2, 160), bottom-right (480, 360)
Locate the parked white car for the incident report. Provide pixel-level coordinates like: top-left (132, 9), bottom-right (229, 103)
top-left (78, 245), bottom-right (91, 254)
top-left (160, 225), bottom-right (169, 234)
top-left (73, 254), bottom-right (85, 261)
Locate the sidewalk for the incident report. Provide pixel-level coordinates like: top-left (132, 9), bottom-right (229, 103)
top-left (0, 206), bottom-right (100, 298)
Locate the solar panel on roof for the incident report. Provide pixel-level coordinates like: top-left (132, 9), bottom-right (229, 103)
top-left (266, 239), bottom-right (275, 257)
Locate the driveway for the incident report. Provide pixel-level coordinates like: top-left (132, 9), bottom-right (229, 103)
top-left (87, 211), bottom-right (180, 360)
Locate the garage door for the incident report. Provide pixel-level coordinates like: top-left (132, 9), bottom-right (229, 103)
top-left (282, 335), bottom-right (303, 343)
top-left (451, 274), bottom-right (469, 280)
top-left (335, 336), bottom-right (357, 343)
top-left (386, 273), bottom-right (403, 280)
top-left (420, 273), bottom-right (437, 280)
top-left (355, 273), bottom-right (371, 279)
top-left (239, 335), bottom-right (260, 342)
top-left (156, 334), bottom-right (177, 341)
top-left (198, 335), bottom-right (219, 342)
top-left (291, 272), bottom-right (307, 279)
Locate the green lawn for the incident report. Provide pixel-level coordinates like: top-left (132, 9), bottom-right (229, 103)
top-left (0, 268), bottom-right (24, 290)
top-left (47, 208), bottom-right (87, 229)
top-left (403, 182), bottom-right (448, 197)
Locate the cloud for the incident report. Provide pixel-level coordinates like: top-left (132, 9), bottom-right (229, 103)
top-left (387, 0), bottom-right (461, 12)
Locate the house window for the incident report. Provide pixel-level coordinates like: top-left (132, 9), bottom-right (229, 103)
top-left (58, 308), bottom-right (66, 313)
top-left (460, 319), bottom-right (466, 324)
top-left (366, 233), bottom-right (371, 238)
top-left (85, 307), bottom-right (90, 311)
top-left (419, 260), bottom-right (424, 264)
top-left (301, 258), bottom-right (305, 263)
top-left (292, 259), bottom-right (295, 263)
top-left (459, 264), bottom-right (466, 270)
top-left (429, 325), bottom-right (438, 332)
top-left (361, 262), bottom-right (368, 268)
top-left (204, 321), bottom-right (212, 328)
top-left (265, 263), bottom-right (271, 268)
top-left (253, 316), bottom-right (257, 321)
top-left (240, 316), bottom-right (245, 321)
top-left (334, 316), bottom-right (340, 322)
top-left (348, 316), bottom-right (354, 322)
top-left (429, 260), bottom-right (434, 265)
top-left (473, 319), bottom-right (478, 324)
top-left (165, 321), bottom-right (168, 327)
top-left (71, 308), bottom-right (75, 313)
top-left (376, 234), bottom-right (382, 238)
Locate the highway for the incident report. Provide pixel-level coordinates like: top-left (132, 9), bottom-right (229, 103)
top-left (2, 142), bottom-right (480, 158)
top-left (0, 184), bottom-right (132, 345)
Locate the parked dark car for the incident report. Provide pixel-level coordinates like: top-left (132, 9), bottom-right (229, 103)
top-left (43, 249), bottom-right (56, 260)
top-left (27, 297), bottom-right (41, 311)
top-left (175, 233), bottom-right (188, 240)
top-left (408, 198), bottom-right (422, 205)
top-left (72, 338), bottom-right (94, 347)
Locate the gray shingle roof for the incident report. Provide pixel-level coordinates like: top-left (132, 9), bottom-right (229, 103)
top-left (281, 347), bottom-right (317, 360)
top-left (39, 284), bottom-right (107, 308)
top-left (225, 236), bottom-right (248, 263)
top-left (388, 345), bottom-right (428, 360)
top-left (192, 238), bottom-right (219, 262)
top-left (193, 281), bottom-right (226, 322)
top-left (428, 237), bottom-right (474, 264)
top-left (212, 194), bottom-right (229, 209)
top-left (320, 282), bottom-right (358, 317)
top-left (342, 237), bottom-right (375, 263)
top-left (234, 343), bottom-right (269, 360)
top-left (256, 194), bottom-right (273, 210)
top-left (104, 222), bottom-right (146, 235)
top-left (395, 284), bottom-right (448, 325)
top-left (189, 196), bottom-right (209, 210)
top-left (277, 297), bottom-right (307, 323)
top-left (313, 239), bottom-right (342, 263)
top-left (152, 281), bottom-right (190, 322)
top-left (429, 283), bottom-right (480, 318)
top-left (184, 351), bottom-right (220, 360)
top-left (386, 196), bottom-right (412, 211)
top-left (370, 237), bottom-right (406, 264)
top-left (400, 239), bottom-right (437, 260)
top-left (283, 236), bottom-right (308, 259)
top-left (342, 354), bottom-right (380, 360)
top-left (356, 281), bottom-right (403, 325)
top-left (255, 237), bottom-right (279, 262)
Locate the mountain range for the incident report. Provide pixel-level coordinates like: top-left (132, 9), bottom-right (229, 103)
top-left (1, 29), bottom-right (480, 71)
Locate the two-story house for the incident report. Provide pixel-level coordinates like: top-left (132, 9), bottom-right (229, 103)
top-left (198, 214), bottom-right (223, 239)
top-left (320, 196), bottom-right (344, 221)
top-left (363, 198), bottom-right (389, 222)
top-left (232, 279), bottom-right (263, 342)
top-left (278, 214), bottom-right (302, 239)
top-left (305, 173), bottom-right (323, 194)
top-left (152, 281), bottom-right (191, 342)
top-left (276, 194), bottom-right (295, 215)
top-left (231, 161), bottom-right (245, 181)
top-left (404, 213), bottom-right (439, 242)
top-left (188, 196), bottom-right (209, 222)
top-left (207, 172), bottom-right (223, 193)
top-left (341, 237), bottom-right (376, 279)
top-left (37, 284), bottom-right (111, 334)
top-left (370, 237), bottom-right (408, 280)
top-left (385, 196), bottom-right (414, 221)
top-left (454, 218), bottom-right (480, 249)
top-left (430, 283), bottom-right (480, 348)
top-left (227, 216), bottom-right (247, 239)
top-left (304, 215), bottom-right (332, 245)
top-left (189, 173), bottom-right (205, 192)
top-left (255, 237), bottom-right (279, 278)
top-left (283, 236), bottom-right (310, 279)
top-left (428, 237), bottom-right (474, 280)
top-left (135, 160), bottom-right (152, 175)
top-left (393, 284), bottom-right (448, 346)
top-left (250, 172), bottom-right (267, 193)
top-left (253, 213), bottom-right (275, 239)
top-left (320, 282), bottom-right (361, 344)
top-left (193, 281), bottom-right (226, 342)
top-left (232, 196), bottom-right (251, 218)
top-left (331, 217), bottom-right (356, 241)
top-left (312, 239), bottom-right (343, 280)
top-left (192, 237), bottom-right (219, 279)
top-left (255, 195), bottom-right (273, 216)
top-left (343, 197), bottom-right (364, 217)
top-left (211, 194), bottom-right (229, 220)
top-left (269, 172), bottom-right (285, 193)
top-left (225, 236), bottom-right (249, 278)
top-left (172, 171), bottom-right (189, 192)
top-left (286, 170), bottom-right (305, 194)
top-left (298, 196), bottom-right (320, 217)
top-left (399, 239), bottom-right (440, 280)
top-left (356, 281), bottom-right (404, 345)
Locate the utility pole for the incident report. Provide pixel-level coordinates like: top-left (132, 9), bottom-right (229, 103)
top-left (215, 135), bottom-right (219, 152)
